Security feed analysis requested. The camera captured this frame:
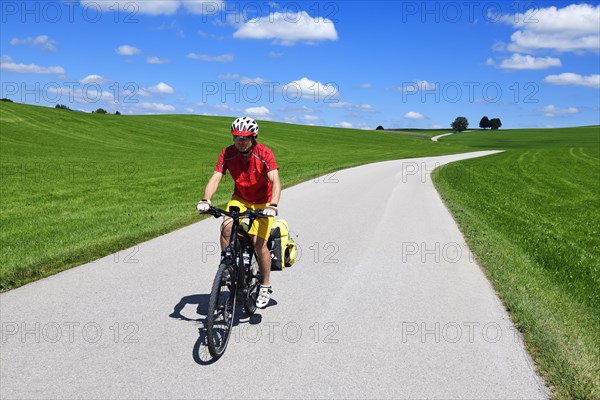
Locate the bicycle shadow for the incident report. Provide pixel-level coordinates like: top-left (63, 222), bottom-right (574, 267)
top-left (169, 294), bottom-right (278, 365)
top-left (169, 294), bottom-right (210, 321)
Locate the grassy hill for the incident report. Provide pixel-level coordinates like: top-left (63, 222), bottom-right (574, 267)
top-left (0, 102), bottom-right (470, 290)
top-left (434, 127), bottom-right (600, 399)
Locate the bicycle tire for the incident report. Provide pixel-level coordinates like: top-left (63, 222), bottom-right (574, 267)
top-left (206, 261), bottom-right (237, 359)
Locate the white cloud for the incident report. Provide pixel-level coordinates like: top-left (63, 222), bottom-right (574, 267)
top-left (499, 53), bottom-right (562, 70)
top-left (404, 111), bottom-right (425, 120)
top-left (430, 124), bottom-right (444, 129)
top-left (244, 106), bottom-right (270, 116)
top-left (218, 73), bottom-right (241, 80)
top-left (147, 82), bottom-right (174, 94)
top-left (359, 83), bottom-right (372, 89)
top-left (389, 80), bottom-right (437, 92)
top-left (140, 103), bottom-right (176, 112)
top-left (0, 56), bottom-right (64, 74)
top-left (282, 116), bottom-right (299, 124)
top-left (212, 104), bottom-right (238, 112)
top-left (283, 77), bottom-right (338, 100)
top-left (337, 121), bottom-right (353, 128)
top-left (486, 58), bottom-right (495, 66)
top-left (539, 104), bottom-right (579, 117)
top-left (10, 35), bottom-right (57, 52)
top-left (233, 11), bottom-right (338, 45)
top-left (501, 4), bottom-right (600, 53)
top-left (185, 107), bottom-right (195, 113)
top-left (283, 105), bottom-right (316, 114)
top-left (146, 56), bottom-right (169, 64)
top-left (544, 73), bottom-right (600, 88)
top-left (79, 74), bottom-right (111, 85)
top-left (116, 45), bottom-right (142, 56)
top-left (412, 80), bottom-right (436, 91)
top-left (46, 86), bottom-right (114, 104)
top-left (197, 30), bottom-right (224, 40)
top-left (78, 89), bottom-right (114, 103)
top-left (268, 51), bottom-right (284, 58)
top-left (187, 53), bottom-right (233, 62)
top-left (240, 76), bottom-right (266, 84)
top-left (328, 102), bottom-right (353, 109)
top-left (328, 102), bottom-right (373, 112)
top-left (304, 115), bottom-right (320, 121)
top-left (81, 0), bottom-right (180, 15)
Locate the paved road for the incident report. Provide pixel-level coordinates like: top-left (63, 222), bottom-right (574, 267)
top-left (431, 130), bottom-right (472, 142)
top-left (0, 151), bottom-right (549, 399)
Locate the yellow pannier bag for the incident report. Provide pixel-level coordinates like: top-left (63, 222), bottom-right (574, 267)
top-left (267, 219), bottom-right (297, 270)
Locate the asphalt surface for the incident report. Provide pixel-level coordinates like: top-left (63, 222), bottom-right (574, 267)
top-left (431, 131), bottom-right (472, 142)
top-left (0, 151), bottom-right (549, 399)
top-left (431, 132), bottom-right (455, 142)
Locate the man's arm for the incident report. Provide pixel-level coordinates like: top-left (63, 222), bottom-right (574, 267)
top-left (202, 171), bottom-right (224, 201)
top-left (267, 169), bottom-right (281, 205)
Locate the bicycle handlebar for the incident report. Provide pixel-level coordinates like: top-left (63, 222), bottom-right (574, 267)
top-left (200, 206), bottom-right (269, 220)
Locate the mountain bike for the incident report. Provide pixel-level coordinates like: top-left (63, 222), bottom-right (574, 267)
top-left (201, 206), bottom-right (267, 360)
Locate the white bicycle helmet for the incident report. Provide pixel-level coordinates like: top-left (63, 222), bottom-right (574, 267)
top-left (231, 116), bottom-right (259, 137)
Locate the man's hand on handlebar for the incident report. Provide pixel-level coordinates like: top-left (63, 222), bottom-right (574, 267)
top-left (197, 199), bottom-right (211, 213)
top-left (264, 205), bottom-right (278, 217)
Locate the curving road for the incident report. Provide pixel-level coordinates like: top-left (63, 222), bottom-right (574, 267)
top-left (0, 151), bottom-right (549, 399)
top-left (431, 130), bottom-right (472, 142)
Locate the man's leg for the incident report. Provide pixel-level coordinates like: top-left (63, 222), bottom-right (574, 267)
top-left (253, 236), bottom-right (271, 286)
top-left (221, 197), bottom-right (246, 250)
top-left (248, 203), bottom-right (273, 308)
top-left (254, 235), bottom-right (273, 309)
top-left (220, 217), bottom-right (233, 250)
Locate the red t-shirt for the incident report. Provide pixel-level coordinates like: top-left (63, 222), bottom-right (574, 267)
top-left (215, 143), bottom-right (279, 204)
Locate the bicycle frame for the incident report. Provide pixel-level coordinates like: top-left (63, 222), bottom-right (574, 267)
top-left (207, 206), bottom-right (264, 292)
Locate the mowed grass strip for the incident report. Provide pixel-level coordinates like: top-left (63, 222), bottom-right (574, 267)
top-left (433, 127), bottom-right (600, 399)
top-left (0, 102), bottom-right (471, 290)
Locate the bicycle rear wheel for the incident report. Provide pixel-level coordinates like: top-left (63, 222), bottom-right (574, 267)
top-left (207, 261), bottom-right (237, 359)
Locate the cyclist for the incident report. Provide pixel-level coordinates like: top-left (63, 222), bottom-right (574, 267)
top-left (197, 116), bottom-right (281, 309)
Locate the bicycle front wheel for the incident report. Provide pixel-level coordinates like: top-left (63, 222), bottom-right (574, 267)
top-left (207, 262), bottom-right (237, 359)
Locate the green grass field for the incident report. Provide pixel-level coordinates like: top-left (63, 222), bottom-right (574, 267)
top-left (383, 128), bottom-right (455, 140)
top-left (0, 102), bottom-right (470, 291)
top-left (433, 127), bottom-right (600, 399)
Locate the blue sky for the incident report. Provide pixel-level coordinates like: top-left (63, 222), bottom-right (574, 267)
top-left (1, 0), bottom-right (599, 129)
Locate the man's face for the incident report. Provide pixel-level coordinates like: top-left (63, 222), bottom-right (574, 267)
top-left (233, 135), bottom-right (253, 152)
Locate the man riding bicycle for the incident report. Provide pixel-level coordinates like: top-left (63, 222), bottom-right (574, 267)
top-left (197, 117), bottom-right (281, 309)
